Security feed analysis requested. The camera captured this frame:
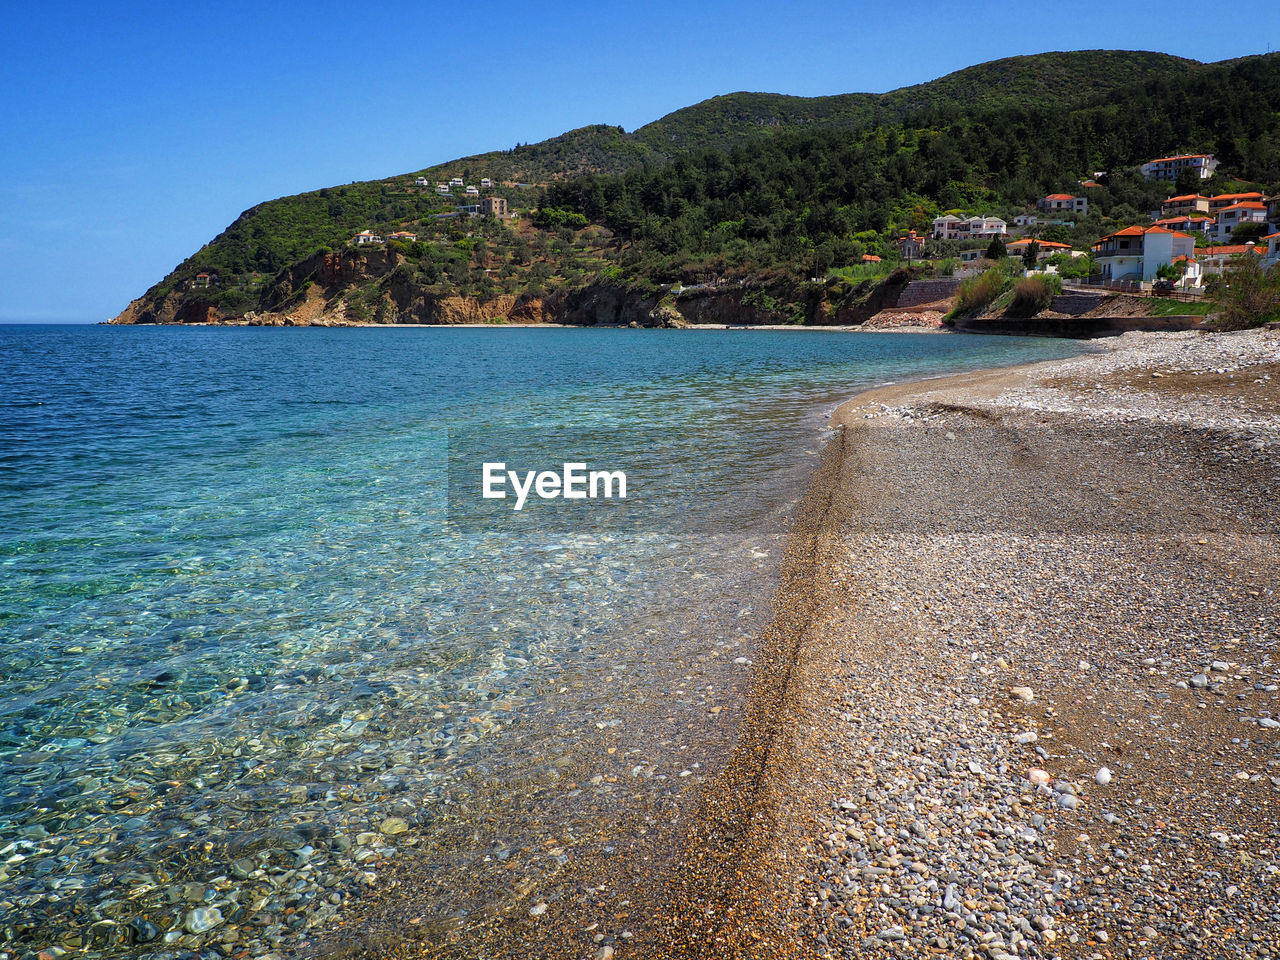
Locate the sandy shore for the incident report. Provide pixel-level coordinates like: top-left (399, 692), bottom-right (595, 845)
top-left (687, 327), bottom-right (1280, 958)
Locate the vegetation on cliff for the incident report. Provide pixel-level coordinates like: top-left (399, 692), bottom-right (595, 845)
top-left (118, 51), bottom-right (1280, 326)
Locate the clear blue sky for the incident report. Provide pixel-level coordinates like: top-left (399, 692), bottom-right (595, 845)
top-left (2, 1), bottom-right (1276, 322)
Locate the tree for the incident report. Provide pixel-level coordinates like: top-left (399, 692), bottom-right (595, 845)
top-left (1229, 222), bottom-right (1269, 244)
top-left (985, 236), bottom-right (1007, 260)
top-left (1174, 167), bottom-right (1202, 196)
top-left (1022, 241), bottom-right (1040, 270)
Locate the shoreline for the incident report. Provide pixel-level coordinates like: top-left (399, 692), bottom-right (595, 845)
top-left (679, 327), bottom-right (1279, 957)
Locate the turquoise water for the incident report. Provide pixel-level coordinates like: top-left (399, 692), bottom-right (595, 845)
top-left (0, 325), bottom-right (1084, 956)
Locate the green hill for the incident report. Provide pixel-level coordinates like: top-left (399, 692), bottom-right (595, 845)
top-left (114, 49), bottom-right (1278, 325)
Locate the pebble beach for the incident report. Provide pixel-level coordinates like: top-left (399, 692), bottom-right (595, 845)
top-left (700, 327), bottom-right (1280, 959)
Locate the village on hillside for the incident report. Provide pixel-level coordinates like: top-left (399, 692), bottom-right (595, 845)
top-left (899, 153), bottom-right (1278, 296)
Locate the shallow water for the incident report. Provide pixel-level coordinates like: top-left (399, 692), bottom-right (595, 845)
top-left (0, 325), bottom-right (1084, 956)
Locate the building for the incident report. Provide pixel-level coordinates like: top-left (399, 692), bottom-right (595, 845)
top-left (1153, 215), bottom-right (1215, 234)
top-left (480, 197), bottom-right (509, 217)
top-left (1213, 202), bottom-right (1268, 241)
top-left (1161, 194), bottom-right (1211, 217)
top-left (449, 177), bottom-right (464, 187)
top-left (456, 204), bottom-right (482, 217)
top-left (1091, 226), bottom-right (1194, 282)
top-left (480, 178), bottom-right (494, 189)
top-left (352, 230), bottom-right (384, 245)
top-left (861, 254), bottom-right (882, 263)
top-left (192, 272), bottom-right (213, 288)
top-left (464, 185), bottom-right (480, 197)
top-left (1208, 192), bottom-right (1265, 212)
top-left (1198, 243), bottom-right (1265, 275)
top-left (1263, 232), bottom-right (1280, 267)
top-left (413, 177), bottom-right (429, 186)
top-left (387, 231), bottom-right (418, 242)
top-left (1139, 153), bottom-right (1219, 181)
top-left (1037, 194), bottom-right (1088, 215)
top-left (1268, 196), bottom-right (1280, 226)
top-left (436, 183), bottom-right (451, 195)
top-left (896, 230), bottom-right (924, 259)
top-left (1168, 255), bottom-right (1203, 289)
top-left (930, 215), bottom-right (1007, 241)
top-left (1005, 239), bottom-right (1073, 262)
top-left (1081, 179), bottom-right (1104, 189)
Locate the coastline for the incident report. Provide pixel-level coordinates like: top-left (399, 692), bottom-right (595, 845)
top-left (668, 327), bottom-right (1280, 958)
top-left (315, 328), bottom-right (1277, 960)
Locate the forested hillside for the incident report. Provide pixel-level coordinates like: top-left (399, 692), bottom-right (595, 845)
top-left (114, 50), bottom-right (1280, 325)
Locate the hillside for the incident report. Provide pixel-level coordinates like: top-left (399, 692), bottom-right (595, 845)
top-left (112, 50), bottom-right (1278, 327)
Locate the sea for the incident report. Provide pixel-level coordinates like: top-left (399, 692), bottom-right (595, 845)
top-left (0, 324), bottom-right (1085, 956)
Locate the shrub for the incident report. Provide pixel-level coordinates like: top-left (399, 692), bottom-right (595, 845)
top-left (954, 268), bottom-right (1008, 314)
top-left (1009, 275), bottom-right (1062, 317)
top-left (1212, 257), bottom-right (1280, 330)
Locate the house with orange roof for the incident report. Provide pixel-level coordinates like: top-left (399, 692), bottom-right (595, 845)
top-left (1160, 194), bottom-right (1211, 217)
top-left (1037, 193), bottom-right (1087, 215)
top-left (386, 231), bottom-right (418, 242)
top-left (1198, 243), bottom-right (1266, 275)
top-left (1153, 215), bottom-right (1215, 235)
top-left (1262, 232), bottom-right (1279, 267)
top-left (1140, 153), bottom-right (1218, 181)
top-left (895, 231), bottom-right (924, 259)
top-left (1005, 239), bottom-right (1074, 262)
top-left (1208, 192), bottom-right (1265, 212)
top-left (1092, 226), bottom-right (1195, 283)
top-left (1213, 201), bottom-right (1268, 241)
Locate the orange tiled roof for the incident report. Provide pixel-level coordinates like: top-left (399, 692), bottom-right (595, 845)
top-left (1147, 154), bottom-right (1212, 164)
top-left (1164, 194), bottom-right (1209, 203)
top-left (1044, 193), bottom-right (1077, 200)
top-left (1264, 232), bottom-right (1280, 241)
top-left (1202, 245), bottom-right (1264, 256)
top-left (1218, 202), bottom-right (1267, 212)
top-left (861, 254), bottom-right (881, 262)
top-left (1211, 192), bottom-right (1265, 202)
top-left (1007, 239), bottom-right (1072, 249)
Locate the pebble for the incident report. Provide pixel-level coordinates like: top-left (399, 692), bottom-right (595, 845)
top-left (1008, 686), bottom-right (1035, 702)
top-left (1095, 767), bottom-right (1112, 786)
top-left (184, 906), bottom-right (224, 935)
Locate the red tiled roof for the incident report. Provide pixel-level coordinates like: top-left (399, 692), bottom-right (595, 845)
top-left (1210, 192), bottom-right (1265, 202)
top-left (861, 254), bottom-right (881, 262)
top-left (1264, 232), bottom-right (1280, 241)
top-left (1044, 193), bottom-right (1077, 200)
top-left (1164, 194), bottom-right (1209, 202)
top-left (1219, 202), bottom-right (1267, 212)
top-left (1007, 239), bottom-right (1072, 249)
top-left (1202, 245), bottom-right (1264, 256)
top-left (1146, 154), bottom-right (1212, 164)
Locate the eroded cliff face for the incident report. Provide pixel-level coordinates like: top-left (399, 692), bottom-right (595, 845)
top-left (110, 248), bottom-right (912, 329)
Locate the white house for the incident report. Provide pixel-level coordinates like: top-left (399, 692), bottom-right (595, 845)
top-left (465, 185), bottom-right (480, 197)
top-left (480, 178), bottom-right (495, 189)
top-left (1213, 202), bottom-right (1268, 241)
top-left (436, 183), bottom-right (451, 195)
top-left (1263, 232), bottom-right (1279, 267)
top-left (352, 230), bottom-right (384, 245)
top-left (1091, 226), bottom-right (1194, 282)
top-left (387, 231), bottom-right (418, 242)
top-left (1140, 154), bottom-right (1219, 181)
top-left (1209, 192), bottom-right (1265, 212)
top-left (414, 177), bottom-right (429, 186)
top-left (449, 177), bottom-right (464, 187)
top-left (931, 215), bottom-right (1007, 241)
